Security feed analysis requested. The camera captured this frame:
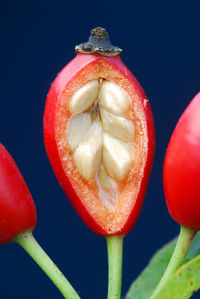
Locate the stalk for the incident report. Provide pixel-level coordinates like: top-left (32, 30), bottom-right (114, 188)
top-left (151, 225), bottom-right (196, 299)
top-left (106, 235), bottom-right (124, 299)
top-left (14, 230), bottom-right (80, 299)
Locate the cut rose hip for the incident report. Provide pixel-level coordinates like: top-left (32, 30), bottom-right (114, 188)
top-left (44, 27), bottom-right (155, 235)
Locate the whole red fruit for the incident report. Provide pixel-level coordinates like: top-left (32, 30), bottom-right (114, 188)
top-left (163, 92), bottom-right (200, 230)
top-left (0, 144), bottom-right (37, 244)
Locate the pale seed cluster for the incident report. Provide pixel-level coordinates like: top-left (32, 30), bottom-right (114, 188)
top-left (67, 80), bottom-right (135, 207)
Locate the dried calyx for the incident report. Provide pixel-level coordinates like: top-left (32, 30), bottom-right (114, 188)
top-left (75, 27), bottom-right (122, 57)
top-left (67, 79), bottom-right (135, 208)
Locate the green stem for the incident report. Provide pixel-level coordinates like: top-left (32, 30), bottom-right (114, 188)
top-left (151, 225), bottom-right (196, 299)
top-left (106, 235), bottom-right (124, 299)
top-left (13, 230), bottom-right (80, 299)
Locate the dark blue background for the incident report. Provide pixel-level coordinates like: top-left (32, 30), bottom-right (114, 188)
top-left (0, 0), bottom-right (200, 298)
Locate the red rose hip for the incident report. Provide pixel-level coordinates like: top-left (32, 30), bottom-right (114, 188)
top-left (0, 144), bottom-right (37, 244)
top-left (44, 27), bottom-right (155, 236)
top-left (163, 92), bottom-right (200, 231)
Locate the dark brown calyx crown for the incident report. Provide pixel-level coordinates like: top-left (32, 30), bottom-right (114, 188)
top-left (75, 27), bottom-right (122, 57)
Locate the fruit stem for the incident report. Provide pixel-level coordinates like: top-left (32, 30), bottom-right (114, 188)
top-left (106, 235), bottom-right (124, 299)
top-left (13, 230), bottom-right (80, 299)
top-left (151, 225), bottom-right (196, 299)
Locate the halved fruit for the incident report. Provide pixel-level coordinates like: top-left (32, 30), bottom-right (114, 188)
top-left (44, 50), bottom-right (155, 235)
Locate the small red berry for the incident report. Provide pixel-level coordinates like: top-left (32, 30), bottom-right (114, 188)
top-left (163, 92), bottom-right (200, 230)
top-left (0, 144), bottom-right (37, 244)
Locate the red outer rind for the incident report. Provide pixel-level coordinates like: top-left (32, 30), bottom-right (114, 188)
top-left (163, 92), bottom-right (200, 231)
top-left (0, 144), bottom-right (37, 244)
top-left (44, 53), bottom-right (155, 236)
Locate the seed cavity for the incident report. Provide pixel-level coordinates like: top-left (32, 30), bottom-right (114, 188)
top-left (67, 79), bottom-right (135, 208)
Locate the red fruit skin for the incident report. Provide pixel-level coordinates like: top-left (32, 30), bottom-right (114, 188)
top-left (0, 144), bottom-right (37, 244)
top-left (163, 92), bottom-right (200, 231)
top-left (44, 53), bottom-right (155, 236)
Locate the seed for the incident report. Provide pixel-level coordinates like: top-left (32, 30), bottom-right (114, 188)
top-left (100, 107), bottom-right (134, 142)
top-left (103, 133), bottom-right (132, 180)
top-left (67, 113), bottom-right (92, 151)
top-left (99, 81), bottom-right (130, 115)
top-left (98, 165), bottom-right (119, 208)
top-left (98, 164), bottom-right (118, 192)
top-left (73, 119), bottom-right (103, 180)
top-left (69, 80), bottom-right (99, 114)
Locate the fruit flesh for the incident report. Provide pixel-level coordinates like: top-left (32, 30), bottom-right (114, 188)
top-left (67, 79), bottom-right (134, 208)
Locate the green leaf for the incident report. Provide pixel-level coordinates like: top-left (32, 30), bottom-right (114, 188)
top-left (126, 232), bottom-right (200, 299)
top-left (153, 255), bottom-right (200, 299)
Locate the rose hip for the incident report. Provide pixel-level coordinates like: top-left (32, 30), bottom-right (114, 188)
top-left (44, 27), bottom-right (155, 235)
top-left (163, 92), bottom-right (200, 230)
top-left (0, 144), bottom-right (36, 244)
